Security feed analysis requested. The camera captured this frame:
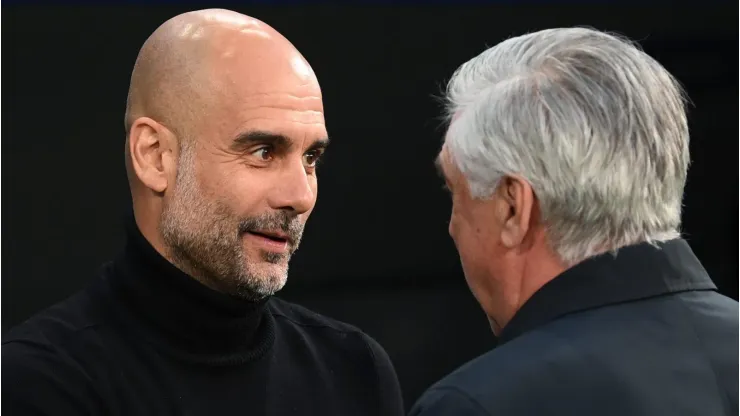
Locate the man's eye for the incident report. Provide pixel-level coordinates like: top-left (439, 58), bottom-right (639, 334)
top-left (304, 150), bottom-right (323, 168)
top-left (252, 147), bottom-right (273, 161)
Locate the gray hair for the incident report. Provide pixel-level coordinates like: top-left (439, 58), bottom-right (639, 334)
top-left (444, 27), bottom-right (690, 265)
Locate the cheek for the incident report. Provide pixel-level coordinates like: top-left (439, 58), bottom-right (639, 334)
top-left (199, 164), bottom-right (266, 211)
top-left (454, 222), bottom-right (490, 303)
top-left (454, 224), bottom-right (478, 263)
top-left (449, 197), bottom-right (473, 241)
top-left (448, 208), bottom-right (472, 255)
top-left (308, 173), bottom-right (319, 200)
top-left (448, 210), bottom-right (457, 239)
top-left (448, 200), bottom-right (465, 242)
top-left (450, 204), bottom-right (488, 267)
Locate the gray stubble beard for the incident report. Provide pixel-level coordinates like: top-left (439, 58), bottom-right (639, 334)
top-left (159, 146), bottom-right (304, 301)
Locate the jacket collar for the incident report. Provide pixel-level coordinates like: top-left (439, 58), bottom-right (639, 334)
top-left (497, 239), bottom-right (716, 345)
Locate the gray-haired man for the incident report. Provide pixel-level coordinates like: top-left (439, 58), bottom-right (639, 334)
top-left (411, 27), bottom-right (738, 416)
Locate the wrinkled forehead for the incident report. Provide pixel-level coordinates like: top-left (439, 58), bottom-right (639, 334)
top-left (206, 91), bottom-right (327, 149)
top-left (229, 91), bottom-right (327, 144)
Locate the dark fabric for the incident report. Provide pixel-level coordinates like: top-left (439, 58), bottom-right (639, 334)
top-left (2, 217), bottom-right (404, 416)
top-left (410, 239), bottom-right (738, 416)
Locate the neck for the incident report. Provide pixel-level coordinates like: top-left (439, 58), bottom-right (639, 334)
top-left (100, 213), bottom-right (275, 366)
top-left (489, 242), bottom-right (567, 336)
top-left (133, 203), bottom-right (170, 265)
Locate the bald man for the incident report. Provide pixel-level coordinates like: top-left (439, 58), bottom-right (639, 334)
top-left (3, 9), bottom-right (404, 416)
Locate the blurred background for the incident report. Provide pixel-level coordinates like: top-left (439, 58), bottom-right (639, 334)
top-left (3, 1), bottom-right (737, 410)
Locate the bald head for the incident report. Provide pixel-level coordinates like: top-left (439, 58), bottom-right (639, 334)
top-left (124, 9), bottom-right (327, 299)
top-left (125, 9), bottom-right (312, 141)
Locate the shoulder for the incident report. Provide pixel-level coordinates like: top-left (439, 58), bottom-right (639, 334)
top-left (416, 293), bottom-right (740, 415)
top-left (268, 296), bottom-right (386, 353)
top-left (268, 296), bottom-right (368, 335)
top-left (3, 288), bottom-right (110, 375)
top-left (4, 290), bottom-right (104, 350)
top-left (268, 297), bottom-right (404, 415)
top-left (3, 293), bottom-right (106, 414)
top-left (409, 386), bottom-right (491, 416)
top-left (675, 290), bottom-right (738, 334)
top-left (410, 339), bottom-right (562, 415)
top-left (414, 321), bottom-right (610, 414)
top-left (267, 297), bottom-right (391, 360)
top-left (267, 297), bottom-right (396, 369)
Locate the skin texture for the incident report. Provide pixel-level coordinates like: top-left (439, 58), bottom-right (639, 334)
top-left (436, 144), bottom-right (566, 334)
top-left (124, 9), bottom-right (328, 300)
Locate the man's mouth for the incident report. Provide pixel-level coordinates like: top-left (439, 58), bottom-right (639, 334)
top-left (247, 230), bottom-right (290, 245)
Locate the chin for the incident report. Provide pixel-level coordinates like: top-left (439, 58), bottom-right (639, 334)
top-left (230, 271), bottom-right (288, 301)
top-left (254, 263), bottom-right (289, 287)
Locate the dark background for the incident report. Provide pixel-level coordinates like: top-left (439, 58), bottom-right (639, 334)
top-left (3, 2), bottom-right (738, 409)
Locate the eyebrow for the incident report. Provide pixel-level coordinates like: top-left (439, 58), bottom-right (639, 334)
top-left (230, 130), bottom-right (330, 153)
top-left (307, 137), bottom-right (331, 152)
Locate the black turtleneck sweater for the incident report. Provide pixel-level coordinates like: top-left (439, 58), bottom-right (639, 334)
top-left (3, 218), bottom-right (404, 415)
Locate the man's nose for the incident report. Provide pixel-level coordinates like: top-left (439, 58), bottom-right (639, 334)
top-left (268, 160), bottom-right (316, 214)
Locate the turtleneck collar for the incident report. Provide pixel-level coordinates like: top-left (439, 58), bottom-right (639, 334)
top-left (100, 214), bottom-right (275, 366)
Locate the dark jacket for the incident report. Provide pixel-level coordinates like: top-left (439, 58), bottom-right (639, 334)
top-left (410, 239), bottom-right (738, 416)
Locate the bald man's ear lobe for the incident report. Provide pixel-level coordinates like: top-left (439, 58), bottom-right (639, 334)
top-left (128, 118), bottom-right (174, 194)
top-left (499, 176), bottom-right (535, 249)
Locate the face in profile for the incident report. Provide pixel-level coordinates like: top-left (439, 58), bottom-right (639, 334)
top-left (437, 145), bottom-right (508, 324)
top-left (160, 46), bottom-right (328, 301)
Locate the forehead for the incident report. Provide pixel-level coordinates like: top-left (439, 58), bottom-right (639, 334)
top-left (202, 53), bottom-right (326, 143)
top-left (229, 91), bottom-right (326, 139)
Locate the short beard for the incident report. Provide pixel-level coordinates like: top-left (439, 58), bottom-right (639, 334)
top-left (159, 143), bottom-right (304, 301)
